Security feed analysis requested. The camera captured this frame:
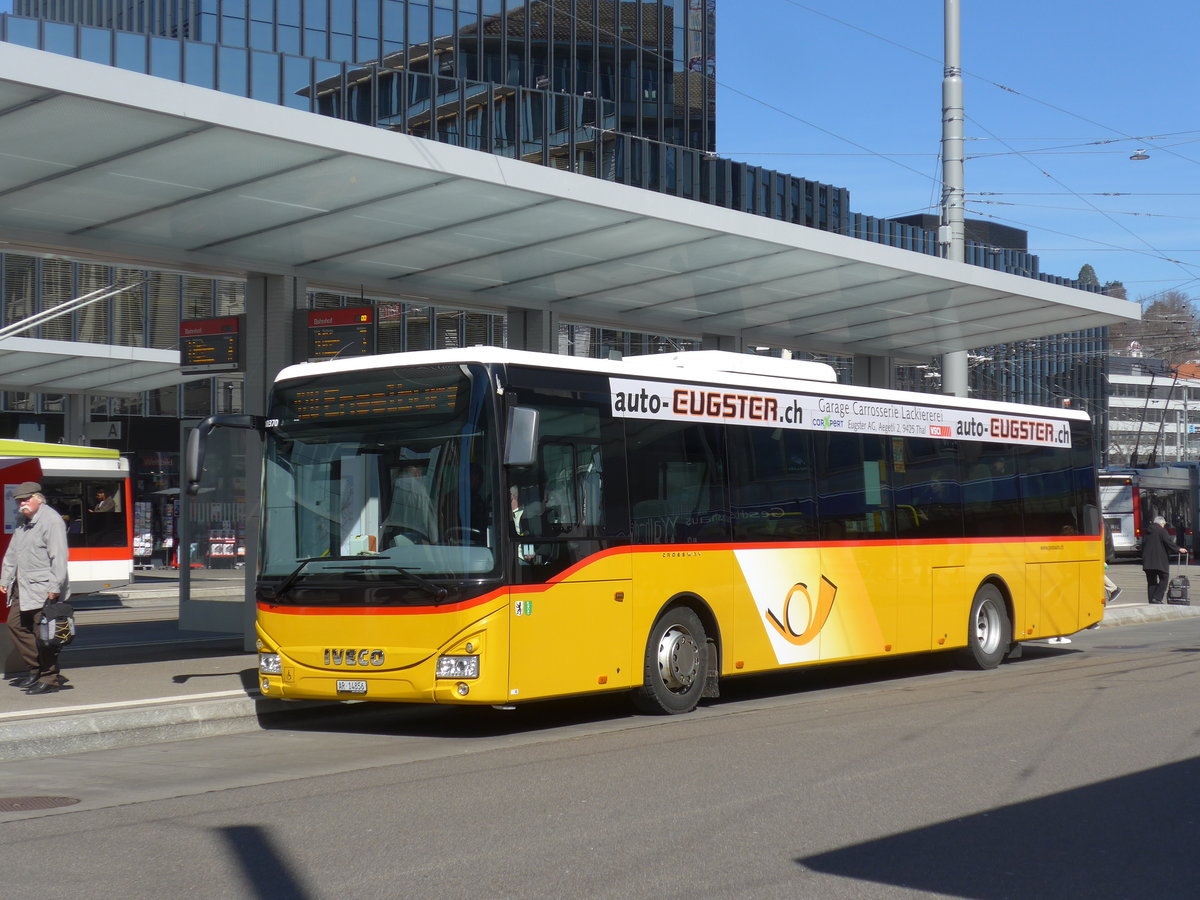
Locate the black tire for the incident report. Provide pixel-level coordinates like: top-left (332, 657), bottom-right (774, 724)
top-left (632, 607), bottom-right (708, 715)
top-left (960, 583), bottom-right (1011, 670)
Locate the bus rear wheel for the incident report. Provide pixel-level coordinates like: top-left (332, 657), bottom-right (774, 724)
top-left (633, 607), bottom-right (708, 715)
top-left (960, 584), bottom-right (1011, 670)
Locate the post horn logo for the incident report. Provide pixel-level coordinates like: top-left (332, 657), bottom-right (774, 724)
top-left (765, 576), bottom-right (838, 646)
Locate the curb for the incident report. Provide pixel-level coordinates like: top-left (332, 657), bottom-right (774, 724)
top-left (0, 693), bottom-right (341, 762)
top-left (1099, 603), bottom-right (1200, 627)
top-left (0, 693), bottom-right (259, 761)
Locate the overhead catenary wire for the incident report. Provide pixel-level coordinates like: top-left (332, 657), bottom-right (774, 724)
top-left (969, 192), bottom-right (1200, 197)
top-left (970, 200), bottom-right (1200, 221)
top-left (965, 104), bottom-right (1194, 283)
top-left (956, 206), bottom-right (1200, 280)
top-left (727, 130), bottom-right (1200, 157)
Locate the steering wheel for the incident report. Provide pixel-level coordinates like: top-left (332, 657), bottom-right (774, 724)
top-left (445, 527), bottom-right (485, 545)
top-left (389, 526), bottom-right (431, 545)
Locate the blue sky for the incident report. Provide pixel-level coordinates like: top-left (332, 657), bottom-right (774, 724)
top-left (716, 0), bottom-right (1200, 305)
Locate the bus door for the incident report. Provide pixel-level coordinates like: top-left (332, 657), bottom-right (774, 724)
top-left (504, 376), bottom-right (633, 702)
top-left (625, 416), bottom-right (732, 671)
top-left (812, 432), bottom-right (900, 663)
top-left (728, 425), bottom-right (823, 669)
top-left (893, 437), bottom-right (966, 655)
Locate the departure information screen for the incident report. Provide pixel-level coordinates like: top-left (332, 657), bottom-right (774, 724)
top-left (180, 316), bottom-right (243, 373)
top-left (273, 368), bottom-right (467, 424)
top-left (306, 307), bottom-right (375, 361)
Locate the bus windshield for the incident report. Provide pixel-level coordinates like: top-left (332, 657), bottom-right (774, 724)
top-left (261, 364), bottom-right (499, 591)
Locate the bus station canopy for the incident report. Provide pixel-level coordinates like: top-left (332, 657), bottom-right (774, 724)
top-left (0, 44), bottom-right (1138, 367)
top-left (0, 336), bottom-right (203, 397)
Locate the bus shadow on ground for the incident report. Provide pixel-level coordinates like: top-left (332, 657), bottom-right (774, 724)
top-left (255, 691), bottom-right (636, 738)
top-left (256, 644), bottom-right (1081, 740)
top-left (799, 756), bottom-right (1200, 898)
top-left (713, 640), bottom-right (1080, 706)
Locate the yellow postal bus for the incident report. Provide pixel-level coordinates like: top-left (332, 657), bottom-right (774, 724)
top-left (188, 348), bottom-right (1104, 713)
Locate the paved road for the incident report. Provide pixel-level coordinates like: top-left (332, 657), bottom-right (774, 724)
top-left (0, 616), bottom-right (1197, 899)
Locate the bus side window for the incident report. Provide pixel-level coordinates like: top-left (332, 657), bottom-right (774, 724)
top-left (814, 432), bottom-right (893, 540)
top-left (1018, 438), bottom-right (1097, 537)
top-left (74, 481), bottom-right (127, 548)
top-left (892, 438), bottom-right (963, 538)
top-left (728, 427), bottom-right (816, 542)
top-left (42, 480), bottom-right (85, 545)
top-left (627, 420), bottom-right (728, 544)
top-left (961, 443), bottom-right (1020, 537)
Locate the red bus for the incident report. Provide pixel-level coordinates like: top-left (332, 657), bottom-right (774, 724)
top-left (1100, 466), bottom-right (1194, 559)
top-left (0, 440), bottom-right (133, 594)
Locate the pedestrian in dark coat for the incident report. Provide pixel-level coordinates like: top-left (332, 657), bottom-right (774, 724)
top-left (1142, 516), bottom-right (1182, 605)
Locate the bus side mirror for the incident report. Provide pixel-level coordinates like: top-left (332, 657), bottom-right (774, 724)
top-left (185, 414), bottom-right (266, 495)
top-left (504, 406), bottom-right (539, 467)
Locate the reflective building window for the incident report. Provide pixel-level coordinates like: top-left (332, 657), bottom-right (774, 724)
top-left (79, 26), bottom-right (112, 64)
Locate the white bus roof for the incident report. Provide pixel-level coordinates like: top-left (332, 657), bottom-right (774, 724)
top-left (273, 347), bottom-right (1091, 423)
top-left (1100, 467), bottom-right (1191, 489)
top-left (37, 457), bottom-right (130, 477)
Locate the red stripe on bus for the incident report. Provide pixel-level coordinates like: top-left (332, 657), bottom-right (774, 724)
top-left (69, 548), bottom-right (132, 561)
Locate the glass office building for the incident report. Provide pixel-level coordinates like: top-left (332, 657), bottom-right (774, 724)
top-left (12, 2), bottom-right (716, 149)
top-left (3, 2), bottom-right (856, 228)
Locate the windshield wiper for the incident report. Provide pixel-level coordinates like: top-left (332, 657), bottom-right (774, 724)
top-left (262, 556), bottom-right (325, 601)
top-left (318, 555), bottom-right (448, 600)
top-left (362, 564), bottom-right (449, 602)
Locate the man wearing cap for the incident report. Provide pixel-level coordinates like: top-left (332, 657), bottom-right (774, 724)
top-left (1, 482), bottom-right (70, 694)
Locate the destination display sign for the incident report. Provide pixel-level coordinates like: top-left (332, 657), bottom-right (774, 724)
top-left (180, 316), bottom-right (243, 374)
top-left (609, 377), bottom-right (1072, 448)
top-left (284, 382), bottom-right (460, 422)
top-left (307, 307), bottom-right (375, 360)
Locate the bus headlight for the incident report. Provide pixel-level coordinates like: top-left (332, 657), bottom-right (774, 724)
top-left (436, 655), bottom-right (480, 679)
top-left (259, 653), bottom-right (282, 675)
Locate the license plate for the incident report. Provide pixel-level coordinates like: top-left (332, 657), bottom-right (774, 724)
top-left (336, 680), bottom-right (367, 694)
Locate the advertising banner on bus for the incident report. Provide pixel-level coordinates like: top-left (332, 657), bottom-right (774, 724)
top-left (609, 377), bottom-right (1072, 448)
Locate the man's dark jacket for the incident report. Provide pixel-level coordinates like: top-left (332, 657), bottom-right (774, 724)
top-left (1142, 522), bottom-right (1181, 573)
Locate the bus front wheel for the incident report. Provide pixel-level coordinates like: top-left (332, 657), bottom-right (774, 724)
top-left (961, 584), bottom-right (1011, 670)
top-left (633, 607), bottom-right (708, 715)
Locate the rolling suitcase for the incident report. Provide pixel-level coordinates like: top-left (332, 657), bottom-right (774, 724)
top-left (1168, 552), bottom-right (1190, 606)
